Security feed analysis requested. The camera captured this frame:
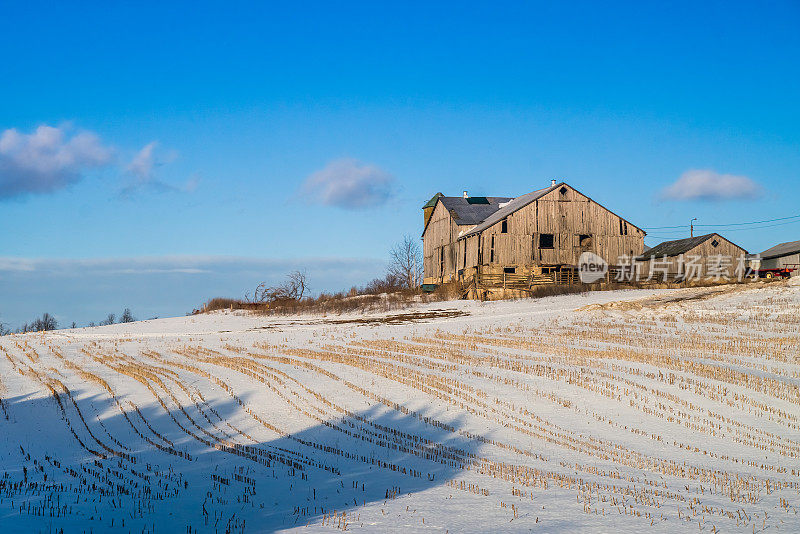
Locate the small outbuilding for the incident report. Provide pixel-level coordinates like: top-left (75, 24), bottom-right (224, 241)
top-left (756, 240), bottom-right (800, 271)
top-left (637, 233), bottom-right (748, 281)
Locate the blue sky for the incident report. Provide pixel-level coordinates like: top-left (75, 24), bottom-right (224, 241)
top-left (1, 1), bottom-right (799, 328)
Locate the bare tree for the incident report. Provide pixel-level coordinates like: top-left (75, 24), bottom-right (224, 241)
top-left (120, 308), bottom-right (136, 323)
top-left (246, 282), bottom-right (270, 304)
top-left (30, 313), bottom-right (58, 332)
top-left (388, 235), bottom-right (422, 289)
top-left (286, 270), bottom-right (308, 300)
top-left (246, 271), bottom-right (309, 303)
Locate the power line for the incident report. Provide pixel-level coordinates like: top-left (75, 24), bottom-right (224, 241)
top-left (711, 219), bottom-right (800, 232)
top-left (646, 218), bottom-right (800, 235)
top-left (697, 214), bottom-right (800, 228)
top-left (643, 213), bottom-right (800, 230)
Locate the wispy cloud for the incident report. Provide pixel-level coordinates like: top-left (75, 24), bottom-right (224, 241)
top-left (300, 158), bottom-right (394, 209)
top-left (123, 141), bottom-right (186, 195)
top-left (0, 124), bottom-right (114, 199)
top-left (661, 169), bottom-right (762, 201)
top-left (126, 141), bottom-right (158, 183)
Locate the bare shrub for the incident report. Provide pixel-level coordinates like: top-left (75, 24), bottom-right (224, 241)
top-left (247, 271), bottom-right (309, 304)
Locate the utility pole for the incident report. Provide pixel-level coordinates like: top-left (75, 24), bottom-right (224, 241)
top-left (690, 217), bottom-right (697, 238)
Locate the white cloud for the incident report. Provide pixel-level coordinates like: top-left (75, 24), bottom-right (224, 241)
top-left (0, 125), bottom-right (113, 198)
top-left (661, 169), bottom-right (762, 201)
top-left (300, 158), bottom-right (394, 209)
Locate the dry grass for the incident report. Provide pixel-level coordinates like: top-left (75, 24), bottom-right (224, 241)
top-left (197, 279), bottom-right (756, 317)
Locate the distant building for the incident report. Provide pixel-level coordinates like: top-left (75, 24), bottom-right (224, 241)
top-left (421, 182), bottom-right (646, 286)
top-left (637, 233), bottom-right (747, 280)
top-left (756, 240), bottom-right (800, 272)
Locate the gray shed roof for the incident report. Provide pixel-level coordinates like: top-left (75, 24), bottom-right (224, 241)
top-left (438, 196), bottom-right (514, 226)
top-left (461, 183), bottom-right (560, 238)
top-left (759, 240), bottom-right (800, 260)
top-left (637, 233), bottom-right (719, 259)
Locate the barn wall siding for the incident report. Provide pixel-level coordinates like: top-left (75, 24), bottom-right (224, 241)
top-left (468, 185), bottom-right (645, 270)
top-left (422, 201), bottom-right (470, 281)
top-left (762, 253), bottom-right (800, 270)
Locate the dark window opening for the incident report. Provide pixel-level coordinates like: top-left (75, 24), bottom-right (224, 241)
top-left (579, 234), bottom-right (592, 248)
top-left (501, 219), bottom-right (508, 233)
top-left (490, 235), bottom-right (495, 263)
top-left (539, 233), bottom-right (554, 249)
top-left (711, 239), bottom-right (719, 248)
top-left (504, 267), bottom-right (516, 274)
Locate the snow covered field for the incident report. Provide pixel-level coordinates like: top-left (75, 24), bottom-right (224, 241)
top-left (1, 282), bottom-right (799, 533)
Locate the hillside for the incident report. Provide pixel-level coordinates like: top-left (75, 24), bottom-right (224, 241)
top-left (1, 282), bottom-right (799, 533)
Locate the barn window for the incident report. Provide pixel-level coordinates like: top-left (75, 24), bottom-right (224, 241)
top-left (504, 267), bottom-right (516, 274)
top-left (501, 219), bottom-right (508, 233)
top-left (539, 233), bottom-right (554, 249)
top-left (711, 239), bottom-right (719, 248)
top-left (490, 235), bottom-right (495, 263)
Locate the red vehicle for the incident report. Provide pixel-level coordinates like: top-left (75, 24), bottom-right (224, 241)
top-left (753, 264), bottom-right (799, 279)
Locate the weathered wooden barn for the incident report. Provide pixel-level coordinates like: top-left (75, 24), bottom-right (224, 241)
top-left (636, 233), bottom-right (747, 281)
top-left (422, 182), bottom-right (646, 288)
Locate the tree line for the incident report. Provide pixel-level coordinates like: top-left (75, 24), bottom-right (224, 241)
top-left (0, 308), bottom-right (136, 335)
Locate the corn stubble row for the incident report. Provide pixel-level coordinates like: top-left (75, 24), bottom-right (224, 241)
top-left (0, 287), bottom-right (798, 531)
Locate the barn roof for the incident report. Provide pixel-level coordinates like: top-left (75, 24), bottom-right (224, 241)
top-left (437, 195), bottom-right (514, 226)
top-left (637, 233), bottom-right (726, 259)
top-left (422, 192), bottom-right (444, 209)
top-left (460, 184), bottom-right (561, 238)
top-left (759, 239), bottom-right (800, 260)
top-left (459, 182), bottom-right (645, 239)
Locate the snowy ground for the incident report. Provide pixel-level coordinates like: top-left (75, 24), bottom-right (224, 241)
top-left (1, 282), bottom-right (799, 533)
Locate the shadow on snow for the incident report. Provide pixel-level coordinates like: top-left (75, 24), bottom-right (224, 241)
top-left (0, 389), bottom-right (482, 532)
